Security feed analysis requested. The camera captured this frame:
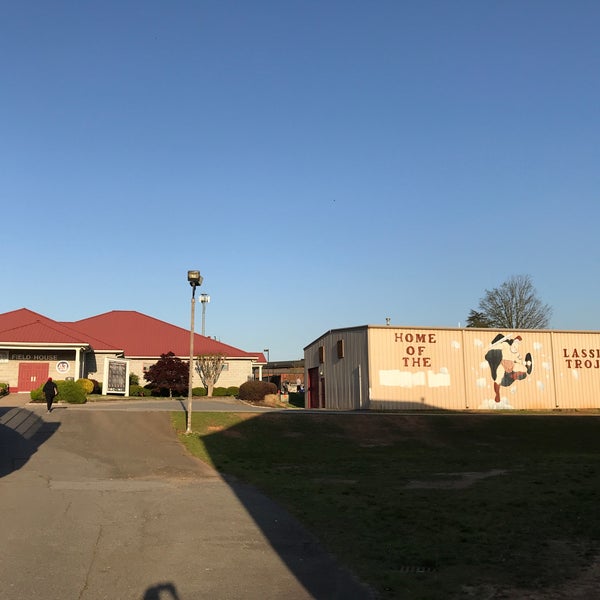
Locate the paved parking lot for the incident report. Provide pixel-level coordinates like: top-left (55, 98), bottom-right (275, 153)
top-left (0, 395), bottom-right (373, 599)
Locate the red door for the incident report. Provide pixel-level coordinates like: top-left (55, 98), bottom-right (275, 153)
top-left (18, 363), bottom-right (49, 392)
top-left (308, 367), bottom-right (320, 408)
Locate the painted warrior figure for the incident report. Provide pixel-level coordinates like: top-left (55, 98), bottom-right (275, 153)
top-left (485, 334), bottom-right (533, 403)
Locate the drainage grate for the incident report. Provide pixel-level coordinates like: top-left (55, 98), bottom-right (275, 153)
top-left (397, 565), bottom-right (437, 573)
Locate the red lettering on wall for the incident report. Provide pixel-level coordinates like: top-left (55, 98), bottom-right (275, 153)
top-left (563, 348), bottom-right (600, 369)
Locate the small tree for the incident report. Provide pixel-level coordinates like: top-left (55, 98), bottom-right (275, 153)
top-left (195, 353), bottom-right (225, 397)
top-left (469, 274), bottom-right (552, 329)
top-left (144, 351), bottom-right (188, 397)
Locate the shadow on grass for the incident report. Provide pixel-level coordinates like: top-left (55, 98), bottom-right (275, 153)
top-left (178, 408), bottom-right (600, 599)
top-left (177, 410), bottom-right (377, 599)
top-left (0, 407), bottom-right (60, 478)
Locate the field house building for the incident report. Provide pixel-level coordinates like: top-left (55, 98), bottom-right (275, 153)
top-left (0, 308), bottom-right (266, 394)
top-left (304, 324), bottom-right (600, 411)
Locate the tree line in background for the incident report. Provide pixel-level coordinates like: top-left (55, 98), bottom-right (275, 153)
top-left (466, 274), bottom-right (552, 329)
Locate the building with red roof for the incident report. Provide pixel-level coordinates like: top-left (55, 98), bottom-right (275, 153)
top-left (0, 308), bottom-right (266, 393)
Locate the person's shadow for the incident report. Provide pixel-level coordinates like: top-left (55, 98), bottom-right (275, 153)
top-left (143, 582), bottom-right (180, 600)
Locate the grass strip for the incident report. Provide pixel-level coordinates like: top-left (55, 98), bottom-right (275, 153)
top-left (172, 411), bottom-right (600, 599)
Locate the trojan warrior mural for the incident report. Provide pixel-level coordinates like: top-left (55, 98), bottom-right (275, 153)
top-left (485, 333), bottom-right (533, 403)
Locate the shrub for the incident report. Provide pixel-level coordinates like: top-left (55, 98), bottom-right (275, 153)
top-left (129, 384), bottom-right (152, 397)
top-left (212, 386), bottom-right (228, 397)
top-left (30, 385), bottom-right (44, 402)
top-left (0, 382), bottom-right (9, 396)
top-left (90, 379), bottom-right (102, 394)
top-left (56, 380), bottom-right (87, 404)
top-left (226, 386), bottom-right (239, 397)
top-left (239, 380), bottom-right (277, 403)
top-left (129, 373), bottom-right (140, 386)
top-left (192, 387), bottom-right (207, 397)
top-left (76, 378), bottom-right (94, 394)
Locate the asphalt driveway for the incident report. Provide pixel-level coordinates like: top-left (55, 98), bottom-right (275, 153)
top-left (0, 396), bottom-right (373, 599)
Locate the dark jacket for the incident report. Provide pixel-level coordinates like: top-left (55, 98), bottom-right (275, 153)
top-left (43, 380), bottom-right (58, 399)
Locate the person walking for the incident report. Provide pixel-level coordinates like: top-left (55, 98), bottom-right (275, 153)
top-left (42, 377), bottom-right (58, 413)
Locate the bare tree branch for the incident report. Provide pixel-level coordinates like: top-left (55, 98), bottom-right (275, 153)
top-left (475, 275), bottom-right (552, 329)
top-left (194, 353), bottom-right (225, 397)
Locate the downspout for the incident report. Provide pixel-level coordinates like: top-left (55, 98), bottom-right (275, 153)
top-left (461, 329), bottom-right (469, 409)
top-left (358, 363), bottom-right (362, 409)
top-left (550, 331), bottom-right (560, 408)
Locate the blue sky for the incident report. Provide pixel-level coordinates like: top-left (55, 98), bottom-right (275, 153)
top-left (2, 1), bottom-right (599, 361)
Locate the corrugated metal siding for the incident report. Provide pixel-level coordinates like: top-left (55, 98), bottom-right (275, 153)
top-left (368, 327), bottom-right (467, 410)
top-left (304, 328), bottom-right (369, 410)
top-left (305, 326), bottom-right (600, 411)
top-left (551, 331), bottom-right (600, 409)
top-left (326, 329), bottom-right (369, 410)
top-left (462, 330), bottom-right (555, 410)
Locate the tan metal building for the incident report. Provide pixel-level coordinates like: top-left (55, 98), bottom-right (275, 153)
top-left (304, 325), bottom-right (600, 411)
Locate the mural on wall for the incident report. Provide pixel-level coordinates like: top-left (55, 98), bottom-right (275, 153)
top-left (363, 327), bottom-right (600, 410)
top-left (484, 333), bottom-right (533, 403)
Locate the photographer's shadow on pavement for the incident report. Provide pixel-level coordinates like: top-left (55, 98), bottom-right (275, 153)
top-left (143, 582), bottom-right (180, 600)
top-left (0, 407), bottom-right (60, 477)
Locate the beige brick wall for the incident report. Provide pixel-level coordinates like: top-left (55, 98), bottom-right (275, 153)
top-left (0, 349), bottom-right (256, 395)
top-left (122, 356), bottom-right (255, 391)
top-left (0, 360), bottom-right (19, 389)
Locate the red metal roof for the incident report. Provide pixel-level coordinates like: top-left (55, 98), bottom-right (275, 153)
top-left (0, 308), bottom-right (118, 349)
top-left (69, 310), bottom-right (256, 358)
top-left (0, 308), bottom-right (257, 359)
top-left (0, 308), bottom-right (56, 330)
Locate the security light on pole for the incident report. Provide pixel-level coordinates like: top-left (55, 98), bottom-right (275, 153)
top-left (186, 270), bottom-right (203, 434)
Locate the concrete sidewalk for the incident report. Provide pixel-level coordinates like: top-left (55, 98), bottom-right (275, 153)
top-left (0, 392), bottom-right (279, 413)
top-left (0, 392), bottom-right (31, 408)
top-left (0, 399), bottom-right (374, 599)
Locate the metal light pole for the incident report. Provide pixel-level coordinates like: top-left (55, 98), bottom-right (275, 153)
top-left (200, 293), bottom-right (210, 336)
top-left (187, 270), bottom-right (203, 434)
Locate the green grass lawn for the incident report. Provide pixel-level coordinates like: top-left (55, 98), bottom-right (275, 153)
top-left (172, 411), bottom-right (600, 599)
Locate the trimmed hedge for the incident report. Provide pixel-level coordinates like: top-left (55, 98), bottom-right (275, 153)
top-left (0, 382), bottom-right (9, 396)
top-left (30, 379), bottom-right (87, 404)
top-left (30, 385), bottom-right (45, 402)
top-left (192, 387), bottom-right (207, 397)
top-left (212, 387), bottom-right (228, 397)
top-left (226, 386), bottom-right (240, 397)
top-left (238, 380), bottom-right (277, 403)
top-left (58, 380), bottom-right (87, 404)
top-left (76, 378), bottom-right (94, 394)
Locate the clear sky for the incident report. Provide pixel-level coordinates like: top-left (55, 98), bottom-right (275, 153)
top-left (2, 1), bottom-right (599, 361)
